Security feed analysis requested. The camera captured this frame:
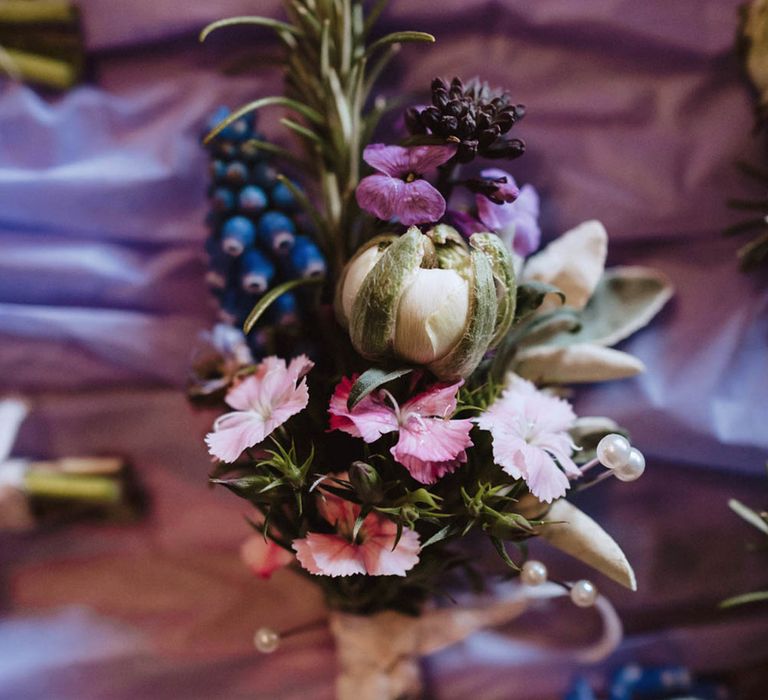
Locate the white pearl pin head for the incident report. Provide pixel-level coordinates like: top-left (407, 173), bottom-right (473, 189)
top-left (521, 560), bottom-right (548, 586)
top-left (613, 448), bottom-right (646, 482)
top-left (254, 627), bottom-right (280, 654)
top-left (596, 434), bottom-right (632, 470)
top-left (570, 579), bottom-right (598, 608)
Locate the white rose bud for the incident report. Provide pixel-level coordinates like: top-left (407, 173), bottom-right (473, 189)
top-left (336, 226), bottom-right (517, 380)
top-left (393, 269), bottom-right (470, 364)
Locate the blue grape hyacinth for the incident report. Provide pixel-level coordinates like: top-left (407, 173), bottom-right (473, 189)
top-left (202, 106), bottom-right (326, 358)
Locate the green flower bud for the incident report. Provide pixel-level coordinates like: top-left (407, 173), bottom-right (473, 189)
top-left (336, 226), bottom-right (516, 380)
top-left (348, 461), bottom-right (385, 503)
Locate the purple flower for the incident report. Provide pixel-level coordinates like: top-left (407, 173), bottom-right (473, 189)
top-left (356, 143), bottom-right (457, 226)
top-left (476, 169), bottom-right (541, 256)
top-left (444, 209), bottom-right (485, 239)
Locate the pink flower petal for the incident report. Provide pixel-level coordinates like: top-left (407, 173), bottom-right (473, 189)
top-left (407, 144), bottom-right (458, 172)
top-left (362, 143), bottom-right (412, 177)
top-left (328, 376), bottom-right (399, 443)
top-left (206, 355), bottom-right (312, 462)
top-left (392, 417), bottom-right (473, 483)
top-left (318, 492), bottom-right (358, 533)
top-left (401, 380), bottom-right (463, 419)
top-left (205, 411), bottom-right (267, 462)
top-left (477, 375), bottom-right (578, 500)
top-left (396, 179), bottom-right (447, 226)
top-left (394, 451), bottom-right (465, 484)
top-left (356, 174), bottom-right (404, 221)
top-left (515, 444), bottom-right (570, 503)
top-left (241, 535), bottom-right (293, 579)
top-left (224, 374), bottom-right (264, 411)
top-left (293, 533), bottom-right (367, 577)
top-left (360, 525), bottom-right (421, 576)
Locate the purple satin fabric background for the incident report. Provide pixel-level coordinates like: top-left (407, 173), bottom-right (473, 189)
top-left (1, 1), bottom-right (767, 698)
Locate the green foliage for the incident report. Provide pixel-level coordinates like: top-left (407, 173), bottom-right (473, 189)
top-left (347, 367), bottom-right (413, 410)
top-left (243, 276), bottom-right (323, 334)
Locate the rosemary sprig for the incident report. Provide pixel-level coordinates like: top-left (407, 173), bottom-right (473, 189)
top-left (201, 0), bottom-right (435, 278)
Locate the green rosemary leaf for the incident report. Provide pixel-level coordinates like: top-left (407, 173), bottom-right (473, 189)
top-left (199, 16), bottom-right (302, 43)
top-left (280, 117), bottom-right (324, 144)
top-left (203, 97), bottom-right (323, 144)
top-left (327, 69), bottom-right (353, 142)
top-left (339, 0), bottom-right (352, 76)
top-left (364, 0), bottom-right (391, 35)
top-left (288, 1), bottom-right (322, 34)
top-left (719, 590), bottom-right (768, 608)
top-left (365, 31), bottom-right (435, 57)
top-left (729, 498), bottom-right (768, 534)
top-left (241, 138), bottom-right (305, 164)
top-left (320, 18), bottom-right (331, 79)
top-left (738, 231), bottom-right (768, 270)
top-left (243, 277), bottom-right (324, 334)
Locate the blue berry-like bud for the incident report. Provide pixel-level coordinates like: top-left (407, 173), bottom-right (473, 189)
top-left (286, 235), bottom-right (326, 278)
top-left (238, 139), bottom-right (264, 163)
top-left (217, 286), bottom-right (242, 324)
top-left (225, 161), bottom-right (249, 186)
top-left (221, 216), bottom-right (256, 256)
top-left (206, 106), bottom-right (255, 142)
top-left (251, 162), bottom-right (278, 189)
top-left (209, 159), bottom-right (226, 182)
top-left (268, 291), bottom-right (299, 326)
top-left (270, 181), bottom-right (299, 211)
top-left (206, 239), bottom-right (237, 289)
top-left (238, 185), bottom-right (268, 215)
top-left (257, 211), bottom-right (296, 254)
top-left (240, 248), bottom-right (276, 294)
top-left (213, 140), bottom-right (237, 160)
top-left (210, 187), bottom-right (235, 213)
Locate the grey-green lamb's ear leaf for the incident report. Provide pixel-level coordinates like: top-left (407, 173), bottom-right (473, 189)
top-left (514, 281), bottom-right (565, 322)
top-left (347, 367), bottom-right (413, 410)
top-left (569, 416), bottom-right (629, 464)
top-left (545, 266), bottom-right (673, 348)
top-left (539, 499), bottom-right (637, 590)
top-left (514, 343), bottom-right (645, 383)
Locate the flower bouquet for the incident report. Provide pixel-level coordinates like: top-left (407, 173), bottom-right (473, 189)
top-left (194, 2), bottom-right (673, 698)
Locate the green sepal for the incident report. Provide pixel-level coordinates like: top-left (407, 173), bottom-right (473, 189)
top-left (333, 234), bottom-right (396, 328)
top-left (428, 242), bottom-right (498, 380)
top-left (469, 232), bottom-right (517, 348)
top-left (489, 535), bottom-right (521, 571)
top-left (349, 227), bottom-right (427, 360)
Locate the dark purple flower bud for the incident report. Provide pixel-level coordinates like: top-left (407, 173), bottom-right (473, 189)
top-left (404, 107), bottom-right (426, 134)
top-left (407, 77), bottom-right (526, 164)
top-left (431, 77), bottom-right (448, 93)
top-left (484, 138), bottom-right (525, 160)
top-left (440, 115), bottom-right (459, 133)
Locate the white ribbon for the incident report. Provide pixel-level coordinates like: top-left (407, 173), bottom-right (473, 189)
top-left (331, 581), bottom-right (623, 700)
